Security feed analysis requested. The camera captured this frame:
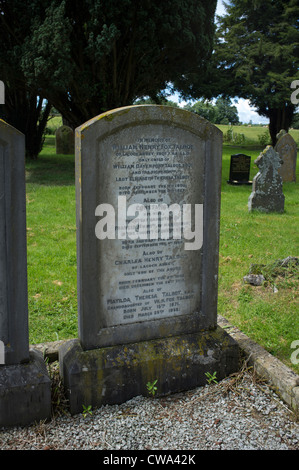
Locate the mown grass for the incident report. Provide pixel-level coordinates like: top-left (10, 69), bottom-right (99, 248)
top-left (26, 136), bottom-right (77, 344)
top-left (219, 146), bottom-right (298, 373)
top-left (26, 129), bottom-right (299, 374)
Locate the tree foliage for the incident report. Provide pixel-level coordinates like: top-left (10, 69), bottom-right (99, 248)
top-left (205, 0), bottom-right (299, 145)
top-left (185, 97), bottom-right (239, 124)
top-left (21, 0), bottom-right (217, 129)
top-left (0, 0), bottom-right (52, 158)
top-left (0, 0), bottom-right (217, 157)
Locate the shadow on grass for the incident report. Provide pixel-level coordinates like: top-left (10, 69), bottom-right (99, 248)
top-left (26, 135), bottom-right (75, 186)
top-left (26, 153), bottom-right (75, 186)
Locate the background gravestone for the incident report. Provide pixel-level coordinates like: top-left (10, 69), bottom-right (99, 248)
top-left (228, 153), bottom-right (252, 185)
top-left (59, 105), bottom-right (239, 415)
top-left (55, 125), bottom-right (74, 155)
top-left (0, 120), bottom-right (51, 428)
top-left (274, 130), bottom-right (297, 182)
top-left (248, 145), bottom-right (285, 213)
top-left (0, 81), bottom-right (4, 104)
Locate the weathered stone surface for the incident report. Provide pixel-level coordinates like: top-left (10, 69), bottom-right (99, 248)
top-left (248, 146), bottom-right (285, 213)
top-left (243, 274), bottom-right (265, 286)
top-left (30, 339), bottom-right (68, 363)
top-left (59, 327), bottom-right (240, 415)
top-left (0, 120), bottom-right (29, 365)
top-left (0, 350), bottom-right (51, 428)
top-left (274, 130), bottom-right (297, 182)
top-left (0, 120), bottom-right (51, 428)
top-left (75, 105), bottom-right (223, 350)
top-left (55, 125), bottom-right (74, 154)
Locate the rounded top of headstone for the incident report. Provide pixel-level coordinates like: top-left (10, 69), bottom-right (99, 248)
top-left (55, 125), bottom-right (74, 135)
top-left (76, 105), bottom-right (222, 141)
top-left (0, 118), bottom-right (24, 134)
top-left (276, 129), bottom-right (287, 140)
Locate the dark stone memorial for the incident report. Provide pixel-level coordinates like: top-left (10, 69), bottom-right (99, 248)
top-left (228, 154), bottom-right (252, 185)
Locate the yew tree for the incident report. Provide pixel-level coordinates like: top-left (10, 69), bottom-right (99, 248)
top-left (21, 0), bottom-right (217, 129)
top-left (209, 0), bottom-right (299, 145)
top-left (0, 0), bottom-right (52, 158)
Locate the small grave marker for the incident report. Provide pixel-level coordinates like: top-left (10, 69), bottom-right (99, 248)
top-left (228, 153), bottom-right (251, 185)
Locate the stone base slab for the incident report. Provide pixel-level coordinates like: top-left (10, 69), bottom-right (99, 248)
top-left (0, 349), bottom-right (52, 428)
top-left (59, 326), bottom-right (240, 415)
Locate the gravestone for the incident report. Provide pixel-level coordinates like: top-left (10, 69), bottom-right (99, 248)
top-left (0, 120), bottom-right (51, 428)
top-left (0, 81), bottom-right (4, 104)
top-left (274, 130), bottom-right (297, 182)
top-left (228, 154), bottom-right (251, 185)
top-left (55, 125), bottom-right (74, 154)
top-left (248, 145), bottom-right (285, 213)
top-left (59, 105), bottom-right (239, 414)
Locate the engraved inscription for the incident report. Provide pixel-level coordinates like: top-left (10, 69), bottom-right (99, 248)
top-left (97, 127), bottom-right (204, 327)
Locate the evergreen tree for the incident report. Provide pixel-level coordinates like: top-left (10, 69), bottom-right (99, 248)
top-left (206, 0), bottom-right (299, 144)
top-left (0, 0), bottom-right (52, 159)
top-left (185, 97), bottom-right (239, 124)
top-left (20, 0), bottom-right (217, 129)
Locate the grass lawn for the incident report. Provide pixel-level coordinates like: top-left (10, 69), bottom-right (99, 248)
top-left (26, 128), bottom-right (299, 374)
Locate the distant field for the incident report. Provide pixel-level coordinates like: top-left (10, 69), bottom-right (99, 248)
top-left (46, 114), bottom-right (299, 147)
top-left (217, 124), bottom-right (299, 147)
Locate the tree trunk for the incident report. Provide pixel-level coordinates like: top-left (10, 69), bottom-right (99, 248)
top-left (268, 104), bottom-right (294, 146)
top-left (0, 88), bottom-right (52, 159)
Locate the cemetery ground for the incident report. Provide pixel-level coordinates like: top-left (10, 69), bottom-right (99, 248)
top-left (25, 125), bottom-right (299, 378)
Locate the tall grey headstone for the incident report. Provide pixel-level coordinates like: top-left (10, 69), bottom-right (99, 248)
top-left (274, 130), bottom-right (297, 182)
top-left (59, 105), bottom-right (239, 414)
top-left (248, 145), bottom-right (285, 213)
top-left (0, 120), bottom-right (51, 428)
top-left (0, 120), bottom-right (29, 365)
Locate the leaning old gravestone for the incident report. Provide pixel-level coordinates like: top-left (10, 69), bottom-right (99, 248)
top-left (274, 130), bottom-right (297, 182)
top-left (248, 145), bottom-right (285, 213)
top-left (59, 105), bottom-right (239, 414)
top-left (0, 120), bottom-right (51, 428)
top-left (55, 125), bottom-right (74, 154)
